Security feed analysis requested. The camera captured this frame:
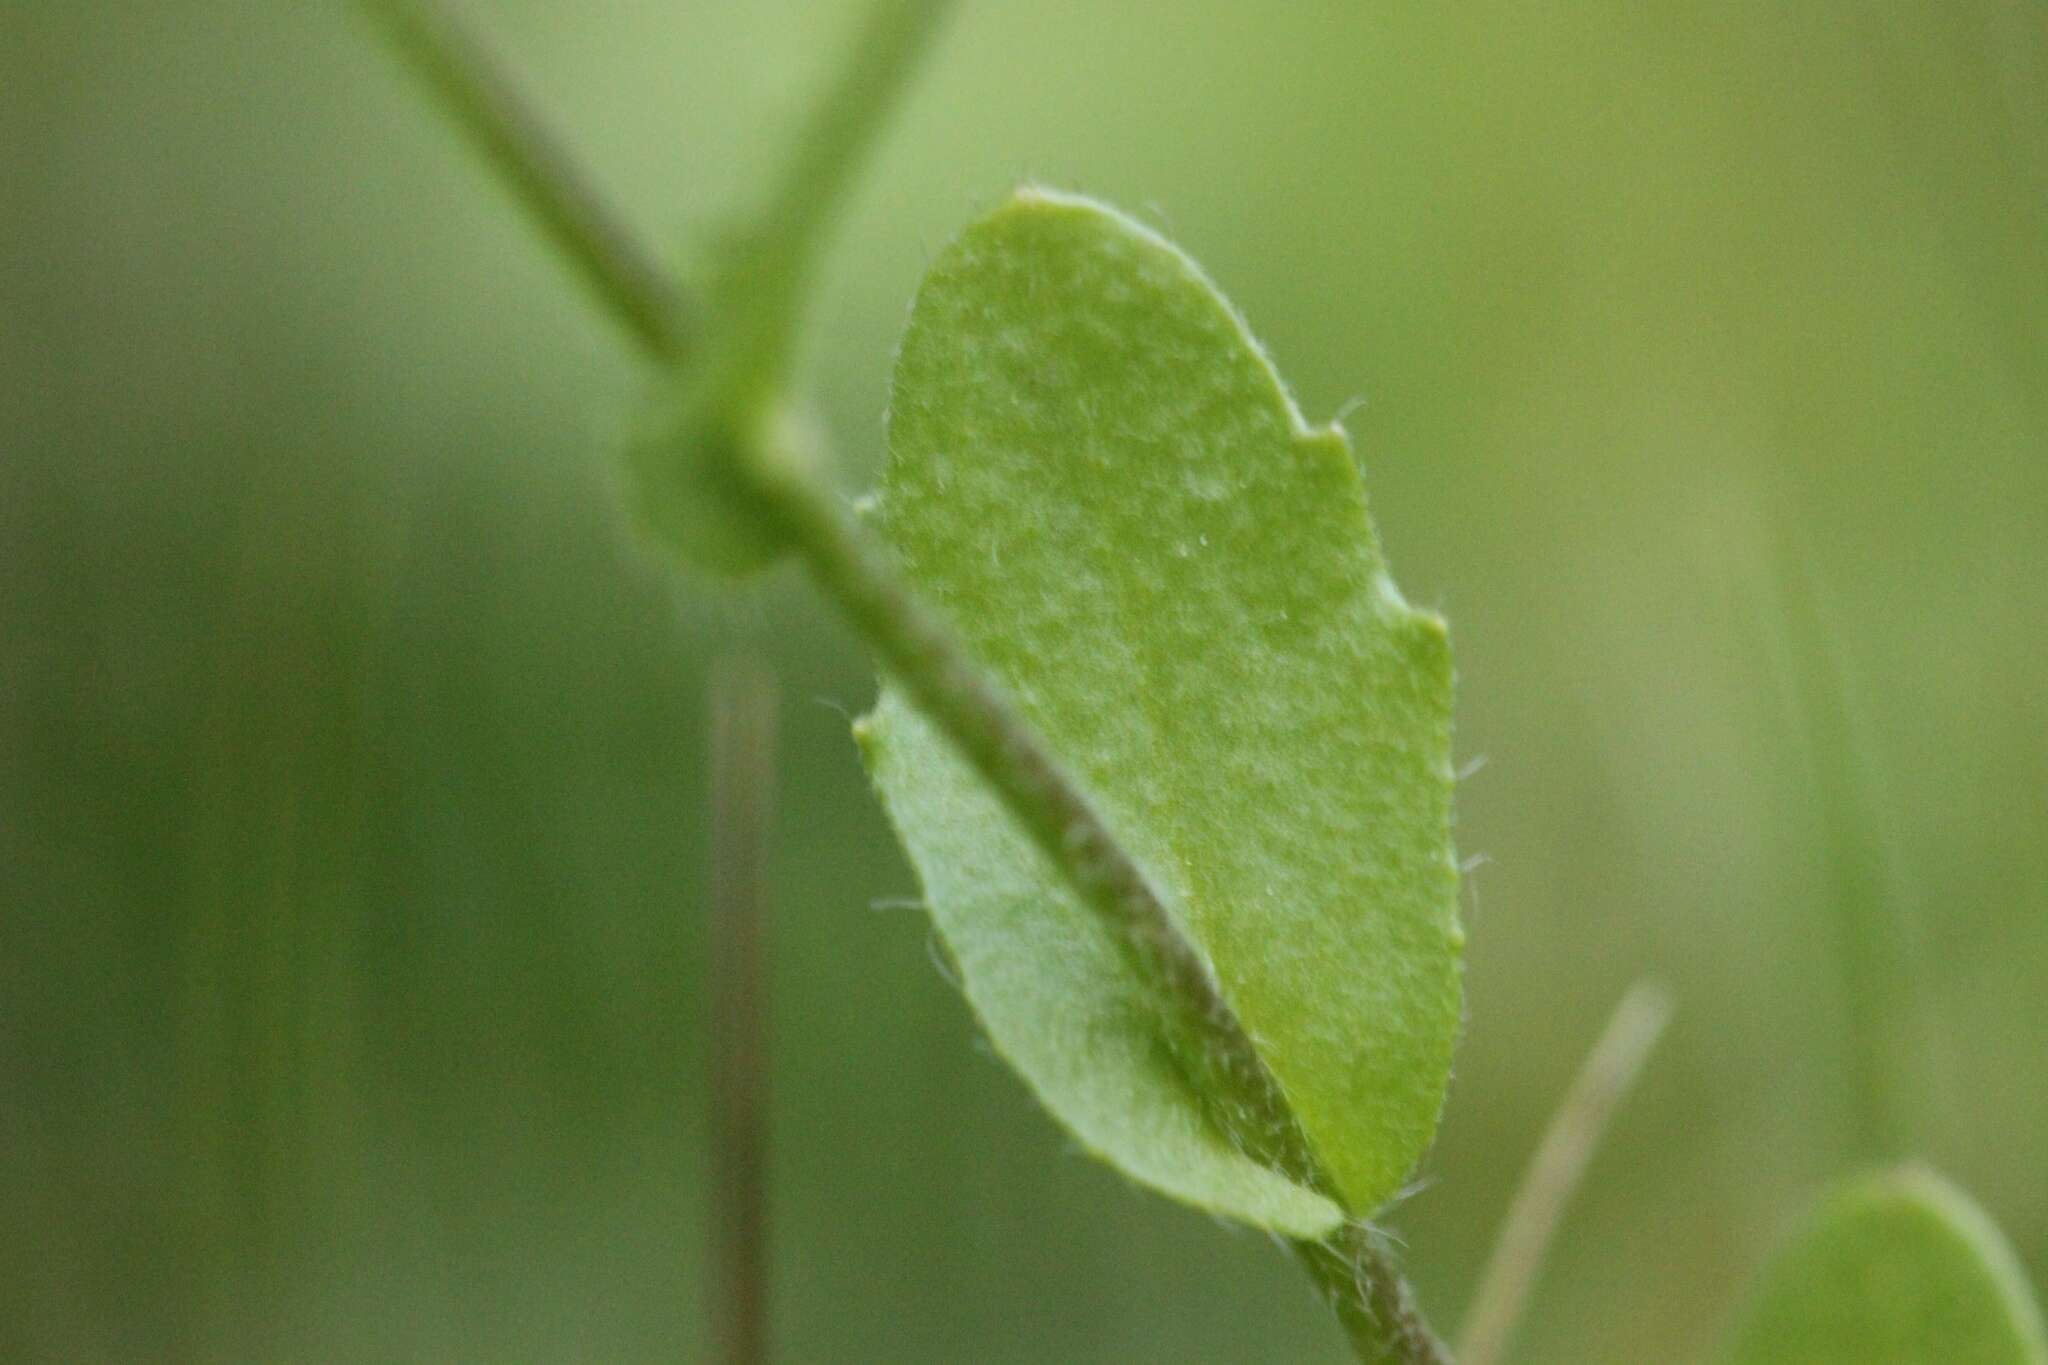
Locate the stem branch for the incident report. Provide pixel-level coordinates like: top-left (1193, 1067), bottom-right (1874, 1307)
top-left (360, 0), bottom-right (690, 358)
top-left (744, 0), bottom-right (955, 313)
top-left (1457, 981), bottom-right (1673, 1365)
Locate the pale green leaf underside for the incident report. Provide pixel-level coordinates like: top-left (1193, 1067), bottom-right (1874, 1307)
top-left (859, 188), bottom-right (1461, 1229)
top-left (1722, 1167), bottom-right (2048, 1365)
top-left (860, 697), bottom-right (1343, 1236)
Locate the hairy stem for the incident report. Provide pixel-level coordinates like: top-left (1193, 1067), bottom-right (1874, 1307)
top-left (360, 0), bottom-right (690, 358)
top-left (1458, 982), bottom-right (1673, 1365)
top-left (361, 5), bottom-right (1450, 1359)
top-left (753, 462), bottom-right (1321, 1189)
top-left (1299, 1224), bottom-right (1455, 1365)
top-left (730, 435), bottom-right (1444, 1365)
top-left (708, 655), bottom-right (778, 1365)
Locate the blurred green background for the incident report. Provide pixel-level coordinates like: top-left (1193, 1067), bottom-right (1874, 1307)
top-left (4, 1), bottom-right (2044, 1360)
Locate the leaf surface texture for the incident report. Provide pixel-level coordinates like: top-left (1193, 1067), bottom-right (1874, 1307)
top-left (862, 189), bottom-right (1462, 1229)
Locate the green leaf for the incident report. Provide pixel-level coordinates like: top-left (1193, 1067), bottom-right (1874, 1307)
top-left (1722, 1167), bottom-right (2048, 1365)
top-left (858, 187), bottom-right (1462, 1230)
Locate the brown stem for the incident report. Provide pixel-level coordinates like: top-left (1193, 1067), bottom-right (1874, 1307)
top-left (708, 655), bottom-right (778, 1365)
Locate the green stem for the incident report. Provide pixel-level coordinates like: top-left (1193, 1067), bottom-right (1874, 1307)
top-left (1298, 1224), bottom-right (1456, 1365)
top-left (698, 0), bottom-right (956, 393)
top-left (360, 0), bottom-right (691, 358)
top-left (732, 450), bottom-right (1444, 1365)
top-left (747, 454), bottom-right (1320, 1185)
top-left (361, 4), bottom-right (1450, 1359)
top-left (737, 0), bottom-right (955, 328)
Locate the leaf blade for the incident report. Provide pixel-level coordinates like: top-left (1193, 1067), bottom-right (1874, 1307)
top-left (861, 188), bottom-right (1463, 1223)
top-left (1722, 1167), bottom-right (2048, 1365)
top-left (859, 697), bottom-right (1344, 1236)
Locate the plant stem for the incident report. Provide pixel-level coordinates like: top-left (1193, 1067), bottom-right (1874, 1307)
top-left (708, 655), bottom-right (778, 1365)
top-left (1457, 981), bottom-right (1673, 1365)
top-left (733, 433), bottom-right (1444, 1365)
top-left (1298, 1224), bottom-right (1456, 1365)
top-left (750, 460), bottom-right (1321, 1188)
top-left (360, 0), bottom-right (691, 358)
top-left (361, 5), bottom-right (1452, 1359)
top-left (734, 0), bottom-right (956, 335)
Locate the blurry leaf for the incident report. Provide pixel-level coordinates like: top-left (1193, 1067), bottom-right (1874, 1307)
top-left (859, 188), bottom-right (1462, 1229)
top-left (1722, 1167), bottom-right (2048, 1365)
top-left (624, 359), bottom-right (808, 578)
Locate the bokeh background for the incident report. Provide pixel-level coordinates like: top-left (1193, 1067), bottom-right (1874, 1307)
top-left (5, 1), bottom-right (2044, 1360)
